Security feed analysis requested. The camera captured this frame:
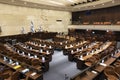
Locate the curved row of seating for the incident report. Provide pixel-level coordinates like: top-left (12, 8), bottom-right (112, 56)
top-left (63, 41), bottom-right (90, 55)
top-left (104, 61), bottom-right (120, 80)
top-left (0, 44), bottom-right (43, 72)
top-left (31, 38), bottom-right (54, 47)
top-left (0, 43), bottom-right (43, 80)
top-left (76, 41), bottom-right (116, 69)
top-left (25, 41), bottom-right (54, 54)
top-left (67, 41), bottom-right (103, 61)
top-left (0, 63), bottom-right (16, 80)
top-left (71, 48), bottom-right (120, 80)
top-left (12, 43), bottom-right (51, 72)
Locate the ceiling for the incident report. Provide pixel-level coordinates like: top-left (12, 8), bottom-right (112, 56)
top-left (0, 0), bottom-right (120, 12)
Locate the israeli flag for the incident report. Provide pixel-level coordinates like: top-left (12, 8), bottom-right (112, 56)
top-left (21, 27), bottom-right (25, 34)
top-left (39, 26), bottom-right (43, 32)
top-left (30, 21), bottom-right (35, 32)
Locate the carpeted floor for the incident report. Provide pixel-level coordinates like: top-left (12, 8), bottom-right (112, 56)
top-left (44, 50), bottom-right (81, 80)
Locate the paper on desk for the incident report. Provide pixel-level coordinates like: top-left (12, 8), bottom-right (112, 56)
top-left (79, 58), bottom-right (84, 60)
top-left (31, 72), bottom-right (37, 76)
top-left (91, 70), bottom-right (97, 74)
top-left (99, 63), bottom-right (107, 66)
top-left (22, 68), bottom-right (29, 74)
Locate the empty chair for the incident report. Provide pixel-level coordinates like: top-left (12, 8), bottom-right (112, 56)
top-left (7, 71), bottom-right (21, 80)
top-left (31, 58), bottom-right (41, 70)
top-left (31, 58), bottom-right (41, 66)
top-left (114, 66), bottom-right (120, 76)
top-left (24, 57), bottom-right (32, 65)
top-left (0, 67), bottom-right (13, 80)
top-left (93, 54), bottom-right (100, 60)
top-left (85, 57), bottom-right (97, 66)
top-left (114, 60), bottom-right (120, 67)
top-left (0, 72), bottom-right (10, 80)
top-left (104, 66), bottom-right (119, 80)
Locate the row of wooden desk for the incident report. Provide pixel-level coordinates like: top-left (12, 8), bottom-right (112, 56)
top-left (0, 52), bottom-right (43, 80)
top-left (76, 41), bottom-right (114, 69)
top-left (31, 38), bottom-right (54, 47)
top-left (71, 51), bottom-right (120, 80)
top-left (62, 41), bottom-right (114, 70)
top-left (63, 41), bottom-right (90, 55)
top-left (14, 42), bottom-right (53, 72)
top-left (68, 41), bottom-right (102, 62)
top-left (25, 41), bottom-right (54, 54)
top-left (0, 38), bottom-right (56, 80)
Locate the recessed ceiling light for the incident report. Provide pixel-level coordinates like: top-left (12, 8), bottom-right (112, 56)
top-left (86, 29), bottom-right (89, 31)
top-left (106, 30), bottom-right (109, 32)
top-left (92, 31), bottom-right (95, 34)
top-left (49, 1), bottom-right (65, 5)
top-left (67, 0), bottom-right (74, 3)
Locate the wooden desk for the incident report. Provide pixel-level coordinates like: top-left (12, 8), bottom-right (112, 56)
top-left (95, 52), bottom-right (120, 72)
top-left (79, 71), bottom-right (98, 80)
top-left (26, 71), bottom-right (43, 80)
top-left (14, 44), bottom-right (52, 62)
top-left (25, 42), bottom-right (54, 54)
top-left (0, 58), bottom-right (43, 80)
top-left (74, 52), bottom-right (120, 80)
top-left (6, 44), bottom-right (50, 72)
top-left (82, 42), bottom-right (112, 60)
top-left (65, 41), bottom-right (87, 50)
top-left (63, 41), bottom-right (89, 55)
top-left (26, 42), bottom-right (52, 49)
top-left (76, 42), bottom-right (112, 69)
top-left (0, 53), bottom-right (42, 72)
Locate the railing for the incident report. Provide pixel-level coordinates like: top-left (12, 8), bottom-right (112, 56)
top-left (72, 21), bottom-right (120, 25)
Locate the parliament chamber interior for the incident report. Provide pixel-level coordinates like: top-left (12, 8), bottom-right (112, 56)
top-left (0, 0), bottom-right (120, 80)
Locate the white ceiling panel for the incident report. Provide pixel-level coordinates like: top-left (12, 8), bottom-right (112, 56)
top-left (0, 0), bottom-right (119, 11)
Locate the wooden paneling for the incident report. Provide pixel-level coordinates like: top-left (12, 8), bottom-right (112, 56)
top-left (72, 5), bottom-right (120, 25)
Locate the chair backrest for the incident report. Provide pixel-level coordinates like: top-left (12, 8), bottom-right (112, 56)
top-left (0, 66), bottom-right (5, 74)
top-left (114, 61), bottom-right (120, 67)
top-left (31, 58), bottom-right (40, 66)
top-left (0, 73), bottom-right (10, 79)
top-left (104, 66), bottom-right (119, 79)
top-left (11, 71), bottom-right (20, 80)
top-left (115, 66), bottom-right (120, 75)
top-left (25, 57), bottom-right (32, 65)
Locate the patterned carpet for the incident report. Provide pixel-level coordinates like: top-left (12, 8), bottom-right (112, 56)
top-left (44, 50), bottom-right (81, 80)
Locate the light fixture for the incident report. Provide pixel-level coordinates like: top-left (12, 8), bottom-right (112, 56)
top-left (67, 0), bottom-right (74, 3)
top-left (49, 1), bottom-right (65, 5)
top-left (102, 4), bottom-right (104, 5)
top-left (92, 31), bottom-right (95, 34)
top-left (106, 30), bottom-right (109, 32)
